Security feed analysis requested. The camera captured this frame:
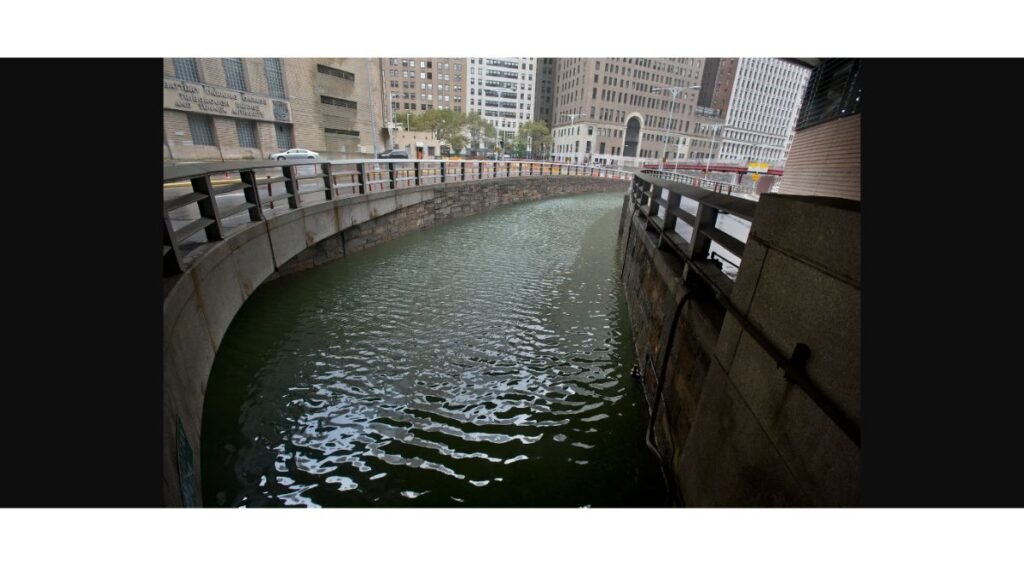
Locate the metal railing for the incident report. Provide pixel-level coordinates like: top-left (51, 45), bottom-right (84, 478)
top-left (628, 171), bottom-right (758, 292)
top-left (638, 169), bottom-right (760, 198)
top-left (163, 159), bottom-right (632, 277)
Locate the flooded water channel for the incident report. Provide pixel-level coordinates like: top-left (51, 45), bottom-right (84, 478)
top-left (201, 190), bottom-right (670, 507)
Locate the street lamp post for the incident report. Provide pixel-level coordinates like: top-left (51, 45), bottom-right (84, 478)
top-left (704, 121), bottom-right (724, 178)
top-left (652, 84), bottom-right (700, 172)
top-left (560, 111), bottom-right (587, 163)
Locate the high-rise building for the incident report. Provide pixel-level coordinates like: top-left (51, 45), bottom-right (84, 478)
top-left (548, 57), bottom-right (706, 166)
top-left (711, 58), bottom-right (812, 166)
top-left (467, 57), bottom-right (537, 148)
top-left (378, 57), bottom-right (468, 151)
top-left (378, 57), bottom-right (468, 118)
top-left (533, 57), bottom-right (556, 129)
top-left (163, 58), bottom-right (386, 161)
top-left (697, 57), bottom-right (738, 117)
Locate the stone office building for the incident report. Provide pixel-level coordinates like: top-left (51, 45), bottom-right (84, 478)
top-left (163, 58), bottom-right (386, 162)
top-left (549, 57), bottom-right (706, 167)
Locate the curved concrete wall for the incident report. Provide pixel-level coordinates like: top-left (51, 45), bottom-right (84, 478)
top-left (162, 176), bottom-right (627, 506)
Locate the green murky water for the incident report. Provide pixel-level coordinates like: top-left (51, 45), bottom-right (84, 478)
top-left (201, 191), bottom-right (669, 507)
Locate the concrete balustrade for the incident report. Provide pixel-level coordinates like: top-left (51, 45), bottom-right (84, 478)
top-left (164, 159), bottom-right (633, 277)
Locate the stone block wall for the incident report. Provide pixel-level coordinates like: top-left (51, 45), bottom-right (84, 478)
top-left (276, 177), bottom-right (627, 276)
top-left (619, 191), bottom-right (860, 506)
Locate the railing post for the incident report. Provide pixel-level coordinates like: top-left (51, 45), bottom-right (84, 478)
top-left (281, 165), bottom-right (301, 208)
top-left (414, 161), bottom-right (421, 187)
top-left (163, 211), bottom-right (184, 275)
top-left (644, 183), bottom-right (659, 234)
top-left (440, 161), bottom-right (447, 183)
top-left (478, 161), bottom-right (484, 180)
top-left (320, 162), bottom-right (334, 201)
top-left (690, 201), bottom-right (719, 260)
top-left (356, 162), bottom-right (368, 194)
top-left (190, 174), bottom-right (226, 239)
top-left (660, 187), bottom-right (682, 249)
top-left (388, 161), bottom-right (397, 190)
top-left (239, 169), bottom-right (266, 222)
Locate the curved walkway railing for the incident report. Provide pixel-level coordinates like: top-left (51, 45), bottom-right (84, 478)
top-left (628, 171), bottom-right (758, 294)
top-left (163, 159), bottom-right (633, 277)
top-left (638, 168), bottom-right (759, 198)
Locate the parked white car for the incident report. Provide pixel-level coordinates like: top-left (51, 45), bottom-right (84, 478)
top-left (270, 148), bottom-right (320, 160)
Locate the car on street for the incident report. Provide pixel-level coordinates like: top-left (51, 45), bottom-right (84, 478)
top-left (377, 149), bottom-right (409, 159)
top-left (270, 148), bottom-right (320, 160)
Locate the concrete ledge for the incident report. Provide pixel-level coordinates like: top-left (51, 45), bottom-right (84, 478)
top-left (750, 193), bottom-right (860, 287)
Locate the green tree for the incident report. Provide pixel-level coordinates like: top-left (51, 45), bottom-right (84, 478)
top-left (465, 113), bottom-right (496, 155)
top-left (518, 121), bottom-right (553, 159)
top-left (394, 111), bottom-right (419, 131)
top-left (401, 109), bottom-right (469, 154)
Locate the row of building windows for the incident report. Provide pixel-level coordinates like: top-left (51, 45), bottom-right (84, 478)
top-left (185, 113), bottom-right (292, 149)
top-left (172, 58), bottom-right (286, 99)
top-left (393, 59), bottom-right (434, 68)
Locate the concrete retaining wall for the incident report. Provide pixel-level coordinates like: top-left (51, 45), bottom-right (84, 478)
top-left (619, 192), bottom-right (860, 506)
top-left (162, 176), bottom-right (627, 506)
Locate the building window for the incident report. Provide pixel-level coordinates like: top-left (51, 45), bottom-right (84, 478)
top-left (320, 95), bottom-right (357, 109)
top-left (236, 119), bottom-right (258, 148)
top-left (264, 58), bottom-right (286, 98)
top-left (173, 58), bottom-right (201, 83)
top-left (275, 124), bottom-right (294, 149)
top-left (325, 128), bottom-right (359, 136)
top-left (317, 64), bottom-right (355, 81)
top-left (223, 58), bottom-right (248, 91)
top-left (188, 114), bottom-right (216, 146)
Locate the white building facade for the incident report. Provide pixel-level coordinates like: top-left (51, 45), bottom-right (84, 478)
top-left (467, 57), bottom-right (537, 148)
top-left (715, 58), bottom-right (812, 166)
